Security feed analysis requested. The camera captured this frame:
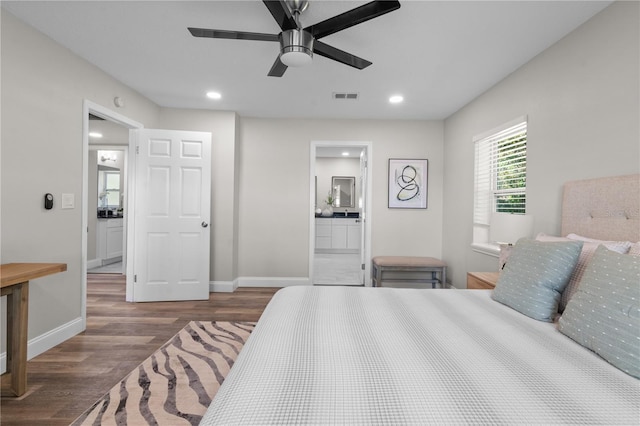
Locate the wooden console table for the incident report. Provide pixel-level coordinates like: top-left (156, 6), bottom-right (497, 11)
top-left (1, 263), bottom-right (67, 396)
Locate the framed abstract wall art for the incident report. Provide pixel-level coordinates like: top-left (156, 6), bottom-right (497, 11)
top-left (388, 158), bottom-right (428, 209)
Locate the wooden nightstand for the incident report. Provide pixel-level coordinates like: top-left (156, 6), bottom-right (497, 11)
top-left (467, 272), bottom-right (500, 289)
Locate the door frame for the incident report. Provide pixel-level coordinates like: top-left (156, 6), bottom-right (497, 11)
top-left (309, 141), bottom-right (373, 286)
top-left (82, 100), bottom-right (143, 322)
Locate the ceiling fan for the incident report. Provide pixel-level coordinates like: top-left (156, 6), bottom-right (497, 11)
top-left (188, 0), bottom-right (401, 77)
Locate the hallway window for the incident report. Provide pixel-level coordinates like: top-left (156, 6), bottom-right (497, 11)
top-left (99, 170), bottom-right (121, 208)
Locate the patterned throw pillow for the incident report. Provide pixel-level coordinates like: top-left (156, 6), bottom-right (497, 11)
top-left (492, 238), bottom-right (583, 322)
top-left (559, 245), bottom-right (640, 378)
top-left (536, 233), bottom-right (632, 311)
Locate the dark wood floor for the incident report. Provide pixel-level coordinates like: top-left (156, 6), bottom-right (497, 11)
top-left (0, 274), bottom-right (279, 425)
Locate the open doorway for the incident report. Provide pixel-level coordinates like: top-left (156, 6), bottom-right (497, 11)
top-left (81, 101), bottom-right (143, 321)
top-left (309, 141), bottom-right (373, 286)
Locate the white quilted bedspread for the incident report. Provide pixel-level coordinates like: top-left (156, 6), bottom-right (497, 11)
top-left (201, 286), bottom-right (639, 425)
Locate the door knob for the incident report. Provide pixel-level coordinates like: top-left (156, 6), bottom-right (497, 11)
top-left (201, 221), bottom-right (209, 228)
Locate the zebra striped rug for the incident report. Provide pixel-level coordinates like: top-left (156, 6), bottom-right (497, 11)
top-left (72, 321), bottom-right (255, 426)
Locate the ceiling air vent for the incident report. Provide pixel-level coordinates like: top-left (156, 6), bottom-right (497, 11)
top-left (333, 92), bottom-right (359, 101)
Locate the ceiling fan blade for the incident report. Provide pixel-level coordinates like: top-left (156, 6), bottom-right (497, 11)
top-left (314, 41), bottom-right (372, 70)
top-left (305, 0), bottom-right (401, 40)
top-left (188, 27), bottom-right (279, 42)
top-left (268, 56), bottom-right (288, 77)
top-left (263, 0), bottom-right (298, 31)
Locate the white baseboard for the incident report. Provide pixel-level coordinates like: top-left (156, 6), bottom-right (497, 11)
top-left (210, 280), bottom-right (238, 293)
top-left (87, 258), bottom-right (102, 269)
top-left (209, 277), bottom-right (309, 292)
top-left (236, 277), bottom-right (311, 287)
top-left (0, 316), bottom-right (85, 374)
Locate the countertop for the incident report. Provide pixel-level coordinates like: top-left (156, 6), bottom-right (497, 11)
top-left (315, 213), bottom-right (360, 219)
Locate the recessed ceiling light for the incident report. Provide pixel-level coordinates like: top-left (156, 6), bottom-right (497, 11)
top-left (89, 132), bottom-right (103, 138)
top-left (206, 91), bottom-right (222, 100)
top-left (342, 152), bottom-right (349, 156)
top-left (389, 95), bottom-right (404, 104)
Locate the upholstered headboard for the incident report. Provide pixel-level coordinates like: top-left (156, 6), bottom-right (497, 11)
top-left (561, 174), bottom-right (640, 242)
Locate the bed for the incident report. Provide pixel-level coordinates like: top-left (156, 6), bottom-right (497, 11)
top-left (201, 175), bottom-right (640, 425)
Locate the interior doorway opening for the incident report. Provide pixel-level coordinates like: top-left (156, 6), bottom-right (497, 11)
top-left (309, 141), bottom-right (372, 286)
top-left (82, 100), bottom-right (143, 323)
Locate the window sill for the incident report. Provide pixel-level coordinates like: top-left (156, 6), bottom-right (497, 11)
top-left (471, 243), bottom-right (500, 257)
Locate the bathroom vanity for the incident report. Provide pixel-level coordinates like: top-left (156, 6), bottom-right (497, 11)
top-left (315, 214), bottom-right (361, 253)
top-left (96, 217), bottom-right (123, 264)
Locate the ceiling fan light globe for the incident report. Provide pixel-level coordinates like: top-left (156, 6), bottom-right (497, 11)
top-left (281, 49), bottom-right (313, 67)
top-left (279, 29), bottom-right (314, 67)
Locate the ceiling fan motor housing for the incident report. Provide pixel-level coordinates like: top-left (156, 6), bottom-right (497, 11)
top-left (280, 29), bottom-right (314, 67)
top-left (286, 0), bottom-right (309, 14)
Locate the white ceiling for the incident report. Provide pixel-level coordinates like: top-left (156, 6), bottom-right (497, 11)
top-left (3, 1), bottom-right (610, 120)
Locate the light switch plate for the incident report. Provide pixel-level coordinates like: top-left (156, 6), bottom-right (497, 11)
top-left (61, 193), bottom-right (75, 209)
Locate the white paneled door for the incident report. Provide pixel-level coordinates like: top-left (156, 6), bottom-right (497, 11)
top-left (131, 129), bottom-right (211, 302)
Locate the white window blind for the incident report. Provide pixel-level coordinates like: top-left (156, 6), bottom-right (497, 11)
top-left (473, 119), bottom-right (527, 249)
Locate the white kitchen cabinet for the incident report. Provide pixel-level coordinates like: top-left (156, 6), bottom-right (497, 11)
top-left (97, 218), bottom-right (123, 264)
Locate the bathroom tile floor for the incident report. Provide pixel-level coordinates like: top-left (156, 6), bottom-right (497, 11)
top-left (313, 253), bottom-right (363, 286)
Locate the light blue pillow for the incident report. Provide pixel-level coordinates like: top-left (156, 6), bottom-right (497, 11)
top-left (492, 238), bottom-right (583, 322)
top-left (559, 245), bottom-right (640, 378)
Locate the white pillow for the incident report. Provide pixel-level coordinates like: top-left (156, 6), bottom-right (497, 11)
top-left (535, 233), bottom-right (632, 311)
top-left (566, 233), bottom-right (633, 251)
top-left (626, 241), bottom-right (640, 257)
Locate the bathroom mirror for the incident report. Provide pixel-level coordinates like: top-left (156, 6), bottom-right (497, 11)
top-left (332, 176), bottom-right (355, 208)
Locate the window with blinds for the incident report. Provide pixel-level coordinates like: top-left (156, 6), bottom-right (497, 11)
top-left (473, 118), bottom-right (527, 250)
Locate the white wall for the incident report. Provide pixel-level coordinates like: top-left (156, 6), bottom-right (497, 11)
top-left (1, 10), bottom-right (160, 355)
top-left (442, 1), bottom-right (640, 288)
top-left (236, 118), bottom-right (444, 280)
